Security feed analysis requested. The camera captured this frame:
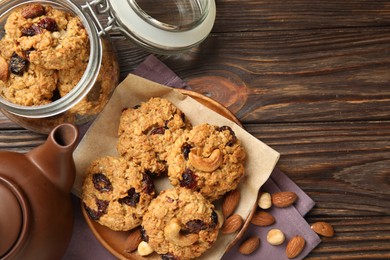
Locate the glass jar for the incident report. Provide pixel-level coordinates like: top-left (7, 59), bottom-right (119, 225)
top-left (0, 0), bottom-right (119, 134)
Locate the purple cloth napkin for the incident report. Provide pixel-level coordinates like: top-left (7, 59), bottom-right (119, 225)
top-left (63, 55), bottom-right (320, 259)
top-left (132, 55), bottom-right (188, 89)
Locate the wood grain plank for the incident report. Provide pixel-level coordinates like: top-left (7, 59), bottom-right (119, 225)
top-left (77, 0), bottom-right (390, 34)
top-left (148, 28), bottom-right (390, 123)
top-left (213, 0), bottom-right (390, 32)
top-left (245, 121), bottom-right (390, 217)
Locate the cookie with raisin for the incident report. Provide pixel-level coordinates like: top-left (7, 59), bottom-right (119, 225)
top-left (167, 123), bottom-right (246, 201)
top-left (117, 97), bottom-right (191, 176)
top-left (81, 156), bottom-right (156, 231)
top-left (0, 60), bottom-right (58, 106)
top-left (0, 3), bottom-right (90, 106)
top-left (142, 187), bottom-right (219, 259)
top-left (1, 4), bottom-right (89, 70)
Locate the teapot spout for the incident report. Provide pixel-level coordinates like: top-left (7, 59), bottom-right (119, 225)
top-left (27, 124), bottom-right (79, 194)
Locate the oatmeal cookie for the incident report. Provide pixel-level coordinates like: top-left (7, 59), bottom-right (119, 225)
top-left (142, 187), bottom-right (219, 259)
top-left (57, 42), bottom-right (118, 116)
top-left (0, 3), bottom-right (91, 106)
top-left (167, 123), bottom-right (246, 201)
top-left (117, 97), bottom-right (191, 176)
top-left (0, 60), bottom-right (58, 106)
top-left (82, 156), bottom-right (156, 231)
top-left (2, 4), bottom-right (89, 70)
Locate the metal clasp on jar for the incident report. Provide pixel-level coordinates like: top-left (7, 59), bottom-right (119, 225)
top-left (81, 0), bottom-right (117, 37)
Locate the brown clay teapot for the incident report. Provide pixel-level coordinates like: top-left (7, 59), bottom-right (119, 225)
top-left (0, 123), bottom-right (79, 260)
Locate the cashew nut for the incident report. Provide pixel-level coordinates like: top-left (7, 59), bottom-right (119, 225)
top-left (188, 149), bottom-right (223, 172)
top-left (164, 218), bottom-right (199, 247)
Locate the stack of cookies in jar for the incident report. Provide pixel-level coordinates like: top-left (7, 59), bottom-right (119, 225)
top-left (81, 97), bottom-right (246, 259)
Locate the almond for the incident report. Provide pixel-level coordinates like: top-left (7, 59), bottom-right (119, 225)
top-left (124, 227), bottom-right (142, 253)
top-left (286, 235), bottom-right (305, 258)
top-left (311, 221), bottom-right (334, 237)
top-left (222, 189), bottom-right (240, 218)
top-left (221, 214), bottom-right (243, 234)
top-left (21, 4), bottom-right (46, 19)
top-left (271, 191), bottom-right (298, 208)
top-left (238, 236), bottom-right (260, 255)
top-left (251, 210), bottom-right (275, 227)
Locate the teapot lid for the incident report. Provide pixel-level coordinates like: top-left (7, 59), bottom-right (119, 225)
top-left (0, 177), bottom-right (23, 257)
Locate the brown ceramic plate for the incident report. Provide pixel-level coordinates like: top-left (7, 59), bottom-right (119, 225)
top-left (81, 90), bottom-right (258, 259)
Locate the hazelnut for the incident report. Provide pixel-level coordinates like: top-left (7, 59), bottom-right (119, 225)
top-left (267, 229), bottom-right (285, 245)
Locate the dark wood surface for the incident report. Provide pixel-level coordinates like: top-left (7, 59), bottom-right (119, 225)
top-left (1, 0), bottom-right (390, 259)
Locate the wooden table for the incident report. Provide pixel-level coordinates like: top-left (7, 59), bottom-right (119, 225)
top-left (1, 0), bottom-right (389, 259)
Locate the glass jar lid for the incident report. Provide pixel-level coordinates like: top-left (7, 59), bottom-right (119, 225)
top-left (84, 0), bottom-right (216, 54)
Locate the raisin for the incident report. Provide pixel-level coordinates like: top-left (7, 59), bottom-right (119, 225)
top-left (76, 21), bottom-right (85, 30)
top-left (92, 173), bottom-right (113, 192)
top-left (185, 219), bottom-right (208, 233)
top-left (180, 168), bottom-right (197, 190)
top-left (24, 48), bottom-right (35, 58)
top-left (9, 53), bottom-right (28, 76)
top-left (84, 204), bottom-right (97, 219)
top-left (118, 188), bottom-right (140, 207)
top-left (51, 88), bottom-right (61, 102)
top-left (21, 26), bottom-right (34, 36)
top-left (37, 18), bottom-right (58, 32)
top-left (167, 196), bottom-right (174, 203)
top-left (142, 173), bottom-right (155, 195)
top-left (21, 24), bottom-right (43, 36)
top-left (180, 112), bottom-right (186, 123)
top-left (97, 199), bottom-right (108, 210)
top-left (84, 199), bottom-right (109, 220)
top-left (145, 169), bottom-right (160, 177)
top-left (140, 226), bottom-right (149, 242)
top-left (181, 143), bottom-right (192, 160)
top-left (210, 210), bottom-right (218, 228)
top-left (150, 127), bottom-right (165, 135)
top-left (161, 253), bottom-right (179, 260)
top-left (218, 125), bottom-right (237, 146)
top-left (21, 4), bottom-right (46, 19)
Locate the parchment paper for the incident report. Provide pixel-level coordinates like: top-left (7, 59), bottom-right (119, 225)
top-left (72, 74), bottom-right (280, 259)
